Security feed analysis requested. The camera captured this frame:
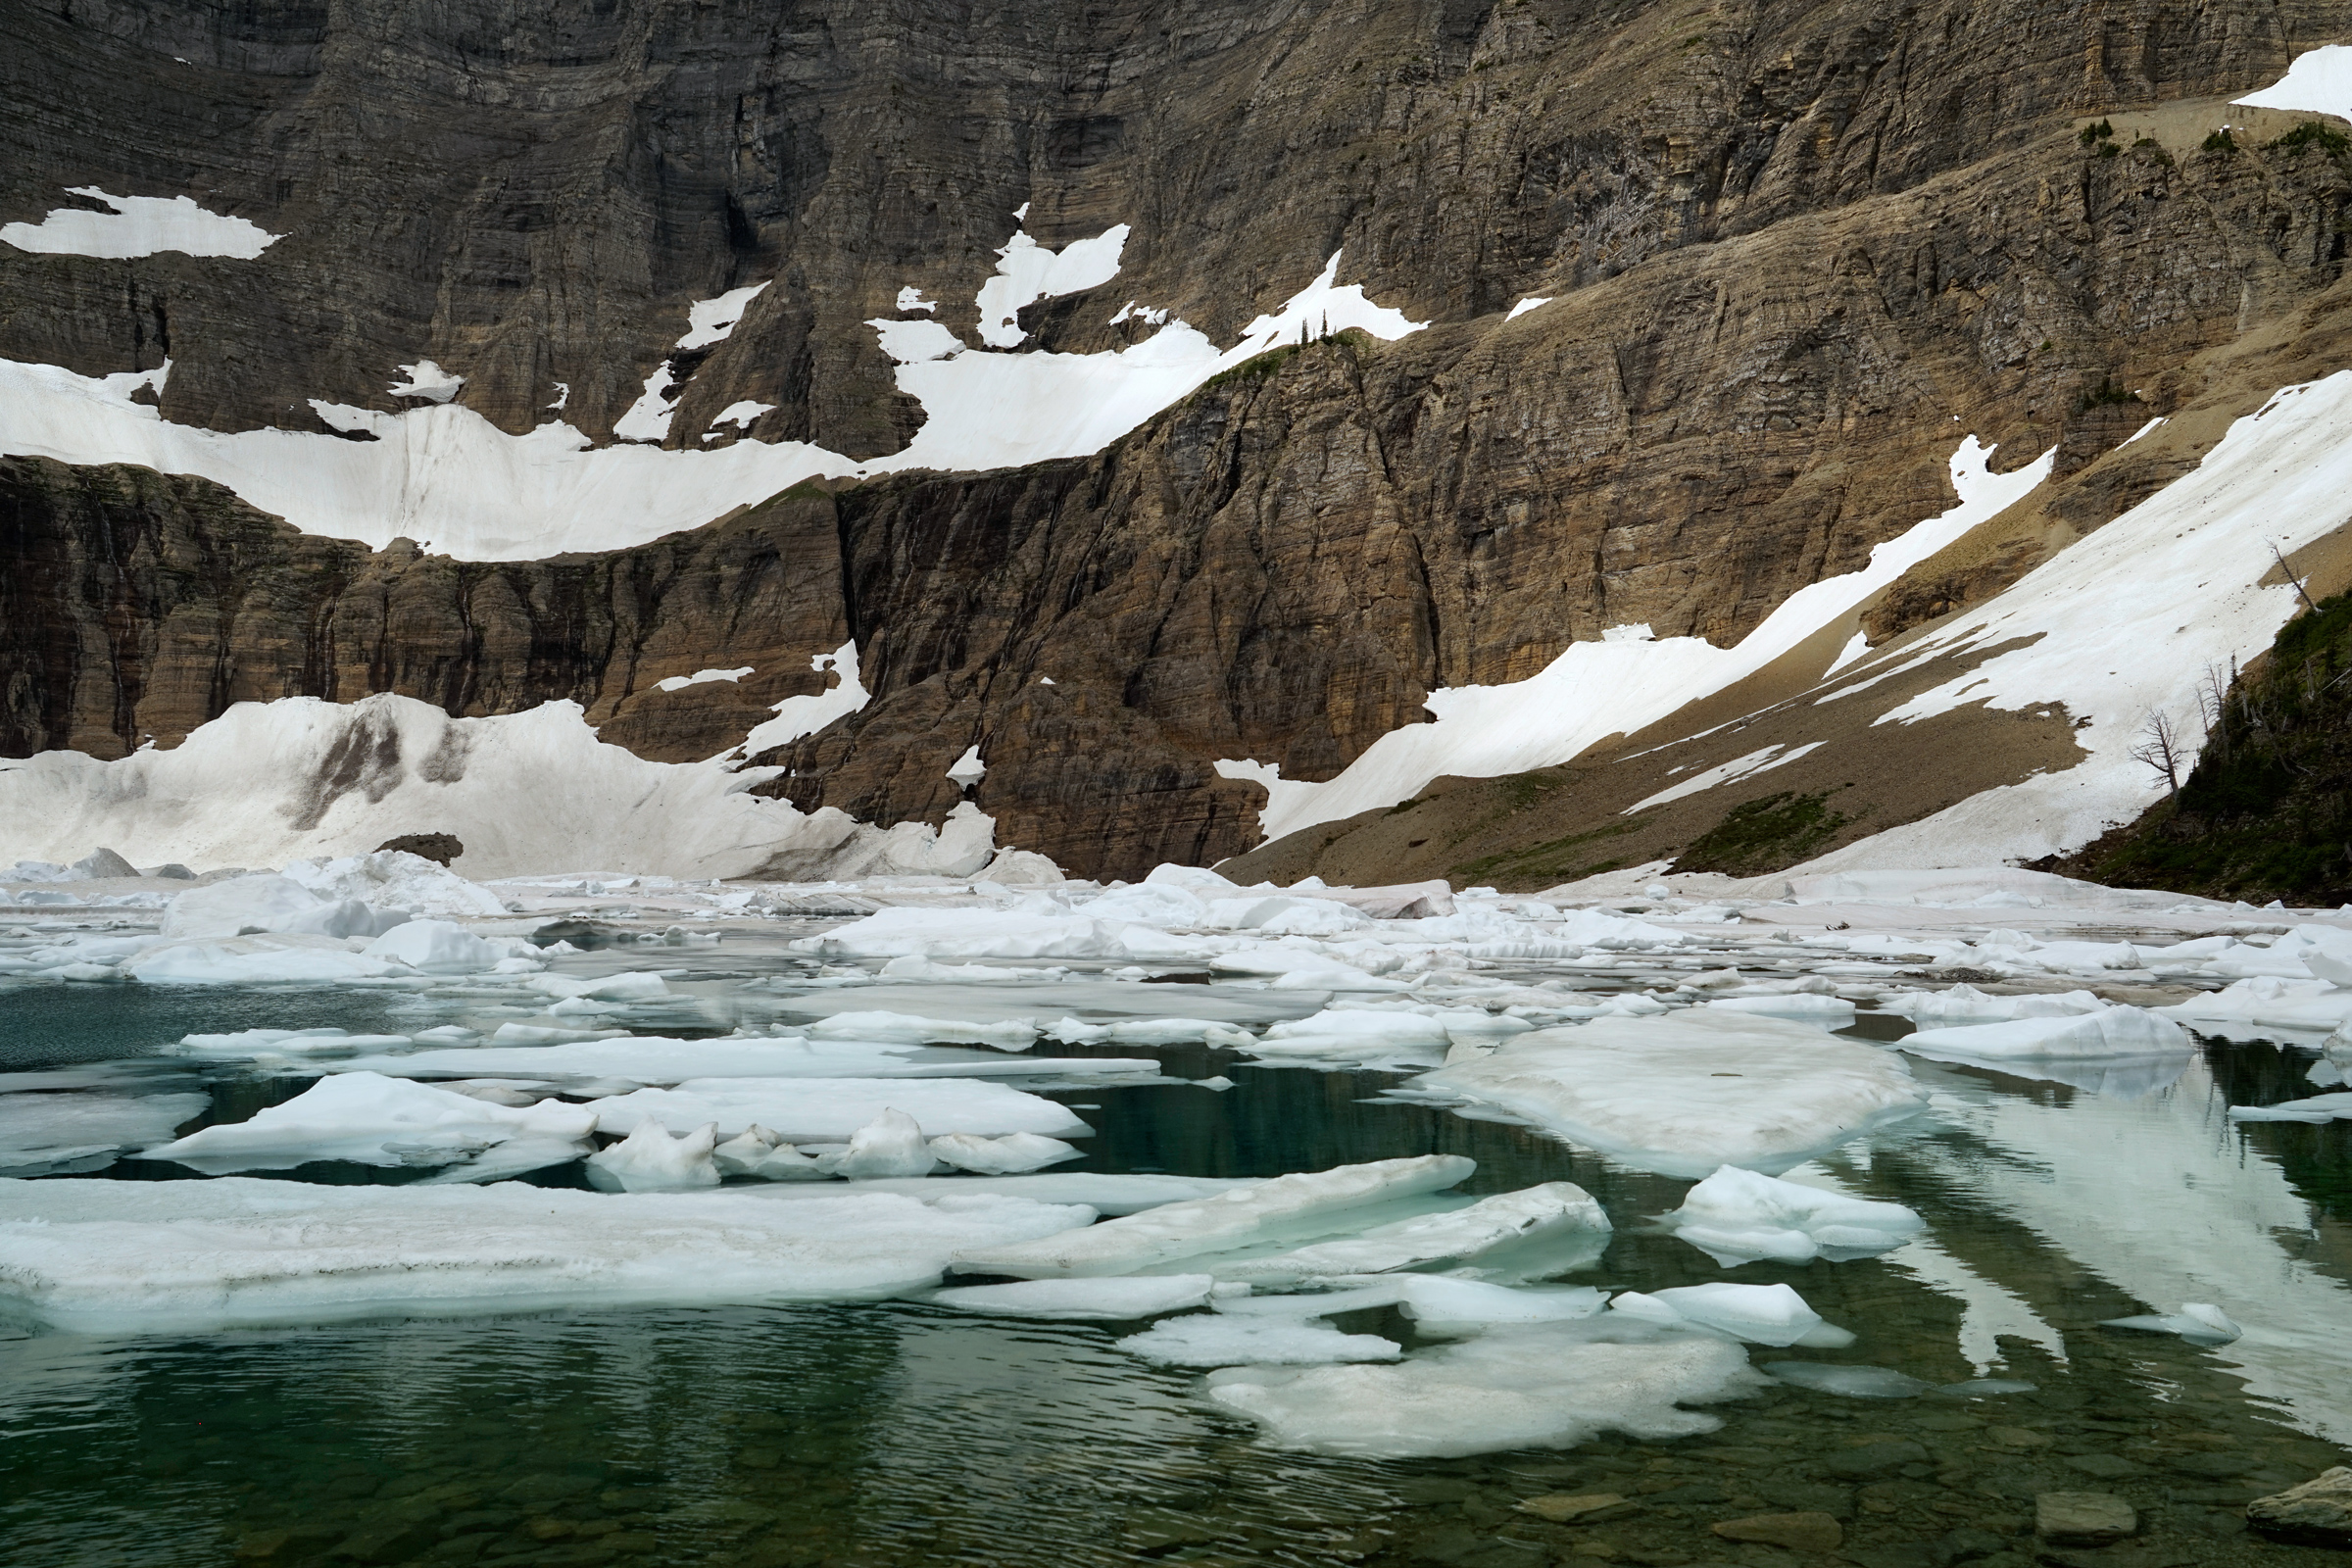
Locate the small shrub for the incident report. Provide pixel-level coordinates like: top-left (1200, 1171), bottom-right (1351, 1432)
top-left (2096, 141), bottom-right (2122, 159)
top-left (2078, 120), bottom-right (2114, 147)
top-left (2076, 376), bottom-right (2141, 412)
top-left (2269, 120), bottom-right (2352, 156)
top-left (2203, 127), bottom-right (2237, 155)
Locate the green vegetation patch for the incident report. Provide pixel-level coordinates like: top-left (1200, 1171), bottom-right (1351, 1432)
top-left (1676, 790), bottom-right (1852, 876)
top-left (2268, 120), bottom-right (2352, 157)
top-left (1451, 816), bottom-right (1642, 887)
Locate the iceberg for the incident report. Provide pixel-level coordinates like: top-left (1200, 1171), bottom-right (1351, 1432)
top-left (1660, 1165), bottom-right (1925, 1265)
top-left (950, 1155), bottom-right (1476, 1278)
top-left (1244, 1009), bottom-right (1453, 1063)
top-left (1606, 1282), bottom-right (1850, 1348)
top-left (1416, 1012), bottom-right (1927, 1177)
top-left (0, 1177), bottom-right (1095, 1332)
top-left (821, 1108), bottom-right (940, 1178)
top-left (585, 1117), bottom-right (721, 1192)
top-left (808, 1011), bottom-right (1041, 1050)
top-left (2099, 1302), bottom-right (2244, 1345)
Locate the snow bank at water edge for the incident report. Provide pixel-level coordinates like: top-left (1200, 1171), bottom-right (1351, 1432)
top-left (0, 693), bottom-right (1018, 881)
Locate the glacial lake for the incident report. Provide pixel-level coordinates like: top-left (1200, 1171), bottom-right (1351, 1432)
top-left (3, 940), bottom-right (2349, 1568)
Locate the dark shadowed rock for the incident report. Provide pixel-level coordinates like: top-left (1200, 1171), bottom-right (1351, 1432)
top-left (374, 833), bottom-right (464, 866)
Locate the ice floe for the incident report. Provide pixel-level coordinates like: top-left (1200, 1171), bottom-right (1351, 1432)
top-left (1204, 1317), bottom-right (1765, 1458)
top-left (0, 1178), bottom-right (1095, 1332)
top-left (1215, 1182), bottom-right (1611, 1284)
top-left (142, 1072), bottom-right (596, 1174)
top-left (584, 1079), bottom-right (1090, 1142)
top-left (951, 1155), bottom-right (1475, 1278)
top-left (1416, 1012), bottom-right (1928, 1177)
top-left (1117, 1314), bottom-right (1401, 1367)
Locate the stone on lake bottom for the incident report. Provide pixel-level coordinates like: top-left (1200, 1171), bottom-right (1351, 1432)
top-left (1711, 1511), bottom-right (1845, 1551)
top-left (2035, 1493), bottom-right (2137, 1544)
top-left (2246, 1466), bottom-right (2352, 1545)
top-left (1519, 1493), bottom-right (1628, 1522)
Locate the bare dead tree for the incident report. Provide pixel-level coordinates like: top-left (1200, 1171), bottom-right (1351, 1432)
top-left (2132, 709), bottom-right (2188, 802)
top-left (2271, 539), bottom-right (2321, 616)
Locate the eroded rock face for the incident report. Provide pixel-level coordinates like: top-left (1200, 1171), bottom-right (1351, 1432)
top-left (0, 457), bottom-right (848, 764)
top-left (12, 2), bottom-right (2352, 880)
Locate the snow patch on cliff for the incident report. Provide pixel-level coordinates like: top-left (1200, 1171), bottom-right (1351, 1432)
top-left (1, 187), bottom-right (282, 260)
top-left (1231, 437), bottom-right (2050, 842)
top-left (2235, 46), bottom-right (2352, 122)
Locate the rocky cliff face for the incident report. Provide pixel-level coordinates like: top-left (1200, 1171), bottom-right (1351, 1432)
top-left (10, 0), bottom-right (2352, 879)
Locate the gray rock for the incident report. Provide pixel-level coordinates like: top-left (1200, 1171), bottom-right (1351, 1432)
top-left (2034, 1493), bottom-right (2136, 1544)
top-left (374, 833), bottom-right (464, 866)
top-left (144, 863), bottom-right (198, 880)
top-left (70, 848), bottom-right (137, 879)
top-left (2245, 1465), bottom-right (2352, 1545)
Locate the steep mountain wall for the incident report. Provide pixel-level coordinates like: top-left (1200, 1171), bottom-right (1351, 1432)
top-left (11, 0), bottom-right (2352, 878)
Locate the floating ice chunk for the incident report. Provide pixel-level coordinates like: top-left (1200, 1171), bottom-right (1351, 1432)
top-left (362, 919), bottom-right (498, 972)
top-left (1390, 1277), bottom-right (1610, 1337)
top-left (0, 187), bottom-right (282, 259)
top-left (167, 1027), bottom-right (414, 1059)
top-left (1045, 1016), bottom-right (1256, 1048)
top-left (797, 906), bottom-right (1178, 961)
top-left (1216, 1182), bottom-right (1611, 1283)
top-left (1248, 1009), bottom-right (1452, 1063)
top-left (162, 875), bottom-right (343, 938)
top-left (952, 1155), bottom-right (1476, 1278)
top-left (928, 1131), bottom-right (1082, 1175)
top-left (731, 1172), bottom-right (1250, 1215)
top-left (819, 1108), bottom-right (939, 1179)
top-left (143, 1072), bottom-right (595, 1173)
top-left (808, 1010), bottom-right (1039, 1050)
top-left (526, 971), bottom-right (670, 1003)
top-left (0, 1178), bottom-right (1096, 1331)
top-left (0, 1090), bottom-right (209, 1175)
top-left (1417, 1013), bottom-right (1927, 1177)
top-left (585, 1117), bottom-right (720, 1192)
top-left (124, 934), bottom-right (403, 984)
top-left (588, 1079), bottom-right (1087, 1142)
top-left (1608, 1282), bottom-right (1848, 1348)
top-left (1902, 1005), bottom-right (2190, 1060)
top-left (2230, 1092), bottom-right (2352, 1123)
top-left (1661, 1165), bottom-right (1926, 1266)
top-left (1764, 1362), bottom-right (1935, 1397)
top-left (2100, 1302), bottom-right (2243, 1345)
top-left (329, 1036), bottom-right (1152, 1086)
top-left (597, 1081), bottom-right (1091, 1142)
top-left (1205, 1316), bottom-right (1764, 1458)
top-left (1887, 984), bottom-right (2105, 1024)
top-left (1116, 1314), bottom-right (1400, 1366)
top-left (711, 1125), bottom-right (828, 1181)
top-left (927, 1275), bottom-right (1215, 1320)
top-left (285, 850), bottom-right (509, 918)
top-left (1703, 994), bottom-right (1856, 1026)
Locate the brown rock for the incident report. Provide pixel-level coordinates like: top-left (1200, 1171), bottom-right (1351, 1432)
top-left (1711, 1512), bottom-right (1845, 1552)
top-left (2034, 1493), bottom-right (2137, 1545)
top-left (374, 833), bottom-right (463, 866)
top-left (2246, 1466), bottom-right (2352, 1545)
top-left (1518, 1493), bottom-right (1628, 1522)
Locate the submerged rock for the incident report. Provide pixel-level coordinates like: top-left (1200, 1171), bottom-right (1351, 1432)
top-left (1712, 1512), bottom-right (1844, 1552)
top-left (2246, 1467), bottom-right (2352, 1545)
top-left (2035, 1493), bottom-right (2136, 1545)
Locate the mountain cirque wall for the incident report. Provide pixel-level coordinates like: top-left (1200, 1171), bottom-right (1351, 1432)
top-left (11, 1), bottom-right (2352, 877)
